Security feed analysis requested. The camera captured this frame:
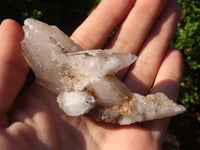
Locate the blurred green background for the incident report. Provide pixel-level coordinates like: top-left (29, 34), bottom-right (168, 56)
top-left (0, 0), bottom-right (199, 149)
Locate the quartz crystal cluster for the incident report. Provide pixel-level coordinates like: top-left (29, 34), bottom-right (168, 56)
top-left (21, 18), bottom-right (186, 125)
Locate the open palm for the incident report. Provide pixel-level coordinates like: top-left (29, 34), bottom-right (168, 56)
top-left (0, 0), bottom-right (183, 149)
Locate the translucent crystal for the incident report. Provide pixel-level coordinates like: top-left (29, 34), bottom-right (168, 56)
top-left (21, 18), bottom-right (186, 125)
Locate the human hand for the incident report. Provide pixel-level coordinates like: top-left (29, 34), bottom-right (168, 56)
top-left (0, 0), bottom-right (182, 149)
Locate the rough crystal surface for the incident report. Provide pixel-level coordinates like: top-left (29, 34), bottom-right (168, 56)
top-left (21, 18), bottom-right (186, 125)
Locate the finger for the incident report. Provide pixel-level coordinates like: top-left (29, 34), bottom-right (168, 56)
top-left (0, 19), bottom-right (29, 114)
top-left (71, 0), bottom-right (136, 49)
top-left (151, 49), bottom-right (183, 100)
top-left (107, 0), bottom-right (168, 53)
top-left (124, 0), bottom-right (181, 94)
top-left (141, 49), bottom-right (183, 146)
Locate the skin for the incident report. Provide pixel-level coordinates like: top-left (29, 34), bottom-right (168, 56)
top-left (0, 0), bottom-right (183, 149)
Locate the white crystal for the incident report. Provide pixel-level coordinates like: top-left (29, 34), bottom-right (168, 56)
top-left (57, 91), bottom-right (96, 116)
top-left (21, 18), bottom-right (186, 125)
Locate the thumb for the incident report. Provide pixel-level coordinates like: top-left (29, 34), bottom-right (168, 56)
top-left (0, 19), bottom-right (29, 114)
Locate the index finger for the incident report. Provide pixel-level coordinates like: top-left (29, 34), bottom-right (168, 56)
top-left (71, 0), bottom-right (135, 49)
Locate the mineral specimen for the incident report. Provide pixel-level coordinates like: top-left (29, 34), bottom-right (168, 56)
top-left (21, 18), bottom-right (186, 125)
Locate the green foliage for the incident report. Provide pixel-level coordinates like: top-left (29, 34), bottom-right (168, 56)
top-left (171, 0), bottom-right (200, 112)
top-left (21, 9), bottom-right (43, 19)
top-left (94, 0), bottom-right (101, 4)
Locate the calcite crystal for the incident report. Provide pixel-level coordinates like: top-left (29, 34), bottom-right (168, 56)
top-left (21, 18), bottom-right (186, 125)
